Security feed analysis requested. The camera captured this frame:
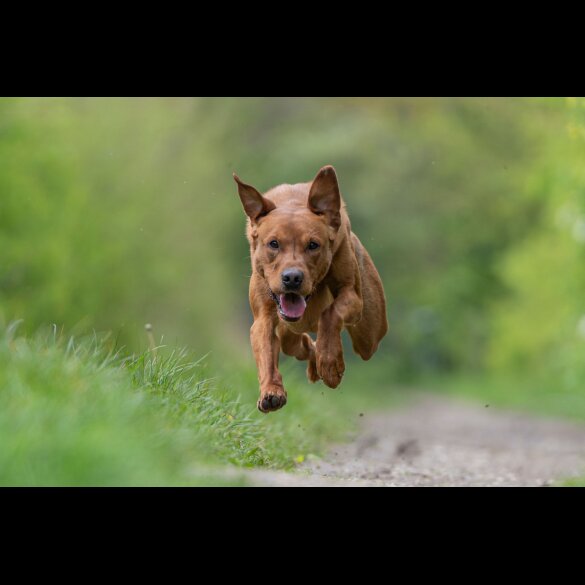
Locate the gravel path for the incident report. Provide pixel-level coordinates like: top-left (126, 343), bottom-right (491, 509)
top-left (248, 394), bottom-right (585, 486)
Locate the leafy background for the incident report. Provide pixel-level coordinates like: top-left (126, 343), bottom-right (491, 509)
top-left (2, 97), bottom-right (585, 484)
top-left (3, 98), bottom-right (582, 379)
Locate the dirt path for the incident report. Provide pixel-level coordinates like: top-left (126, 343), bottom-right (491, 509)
top-left (248, 394), bottom-right (585, 486)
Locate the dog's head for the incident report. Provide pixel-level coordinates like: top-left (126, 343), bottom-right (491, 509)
top-left (234, 166), bottom-right (342, 322)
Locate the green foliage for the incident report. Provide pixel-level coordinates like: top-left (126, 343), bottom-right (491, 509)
top-left (0, 97), bottom-right (563, 375)
top-left (2, 96), bottom-right (585, 414)
top-left (0, 98), bottom-right (242, 354)
top-left (0, 324), bottom-right (348, 485)
top-left (486, 98), bottom-right (585, 392)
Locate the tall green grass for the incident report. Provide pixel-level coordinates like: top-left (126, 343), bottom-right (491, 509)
top-left (0, 323), bottom-right (351, 486)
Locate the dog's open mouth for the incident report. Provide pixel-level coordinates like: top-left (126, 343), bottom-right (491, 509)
top-left (271, 291), bottom-right (310, 322)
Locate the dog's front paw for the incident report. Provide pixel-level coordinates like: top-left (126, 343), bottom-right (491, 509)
top-left (257, 387), bottom-right (287, 413)
top-left (316, 352), bottom-right (345, 389)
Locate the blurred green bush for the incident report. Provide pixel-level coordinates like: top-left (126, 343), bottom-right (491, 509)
top-left (0, 97), bottom-right (580, 383)
top-left (486, 98), bottom-right (585, 391)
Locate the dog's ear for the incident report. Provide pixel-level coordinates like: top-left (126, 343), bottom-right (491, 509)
top-left (233, 173), bottom-right (276, 221)
top-left (308, 165), bottom-right (341, 232)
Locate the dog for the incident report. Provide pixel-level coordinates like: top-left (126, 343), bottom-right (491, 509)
top-left (234, 165), bottom-right (388, 413)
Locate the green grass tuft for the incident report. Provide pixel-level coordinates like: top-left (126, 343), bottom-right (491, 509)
top-left (0, 324), bottom-right (351, 486)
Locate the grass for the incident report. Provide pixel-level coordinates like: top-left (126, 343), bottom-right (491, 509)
top-left (5, 321), bottom-right (585, 486)
top-left (0, 323), bottom-right (355, 486)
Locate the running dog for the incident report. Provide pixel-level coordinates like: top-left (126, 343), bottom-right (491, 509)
top-left (234, 165), bottom-right (388, 413)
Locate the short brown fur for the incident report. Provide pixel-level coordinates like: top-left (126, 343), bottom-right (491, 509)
top-left (234, 165), bottom-right (388, 413)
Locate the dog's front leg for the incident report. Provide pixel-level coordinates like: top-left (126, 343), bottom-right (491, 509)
top-left (250, 311), bottom-right (287, 413)
top-left (316, 286), bottom-right (363, 388)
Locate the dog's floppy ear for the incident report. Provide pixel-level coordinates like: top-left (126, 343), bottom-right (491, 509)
top-left (233, 173), bottom-right (276, 221)
top-left (308, 165), bottom-right (341, 232)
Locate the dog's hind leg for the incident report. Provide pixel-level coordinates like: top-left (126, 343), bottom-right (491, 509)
top-left (277, 324), bottom-right (320, 383)
top-left (347, 236), bottom-right (388, 360)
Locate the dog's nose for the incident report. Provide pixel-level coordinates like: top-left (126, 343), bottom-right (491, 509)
top-left (282, 269), bottom-right (304, 290)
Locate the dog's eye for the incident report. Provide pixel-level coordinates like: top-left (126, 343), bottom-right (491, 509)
top-left (268, 240), bottom-right (279, 249)
top-left (308, 241), bottom-right (320, 250)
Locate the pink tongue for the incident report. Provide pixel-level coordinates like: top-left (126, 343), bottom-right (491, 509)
top-left (279, 293), bottom-right (307, 319)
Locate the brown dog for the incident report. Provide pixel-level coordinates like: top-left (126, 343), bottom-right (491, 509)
top-left (234, 165), bottom-right (388, 413)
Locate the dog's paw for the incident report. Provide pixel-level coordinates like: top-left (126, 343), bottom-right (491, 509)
top-left (307, 360), bottom-right (321, 383)
top-left (316, 352), bottom-right (345, 389)
top-left (257, 388), bottom-right (287, 413)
